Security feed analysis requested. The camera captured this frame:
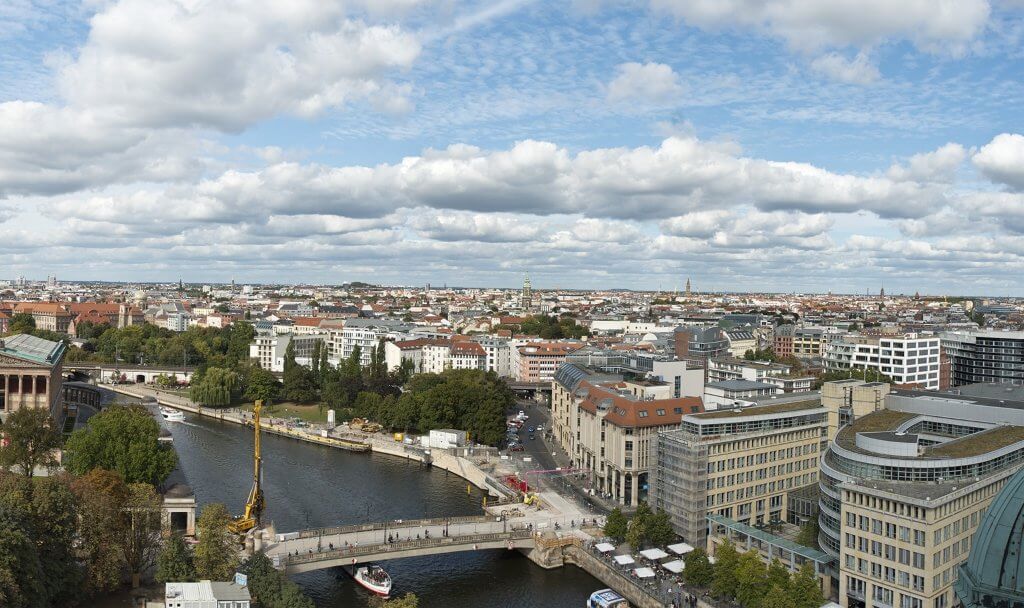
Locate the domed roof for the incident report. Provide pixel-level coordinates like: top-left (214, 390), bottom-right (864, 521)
top-left (956, 466), bottom-right (1024, 607)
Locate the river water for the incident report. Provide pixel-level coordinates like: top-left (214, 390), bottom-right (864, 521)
top-left (163, 412), bottom-right (602, 607)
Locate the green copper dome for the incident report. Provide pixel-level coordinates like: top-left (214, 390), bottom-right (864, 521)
top-left (956, 466), bottom-right (1024, 607)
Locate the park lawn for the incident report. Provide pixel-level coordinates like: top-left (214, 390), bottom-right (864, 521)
top-left (242, 401), bottom-right (330, 424)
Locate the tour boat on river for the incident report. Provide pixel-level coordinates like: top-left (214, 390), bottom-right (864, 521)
top-left (354, 564), bottom-right (392, 597)
top-left (160, 407), bottom-right (185, 422)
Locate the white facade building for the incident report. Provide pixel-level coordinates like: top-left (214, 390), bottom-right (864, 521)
top-left (824, 332), bottom-right (941, 390)
top-left (248, 331), bottom-right (327, 372)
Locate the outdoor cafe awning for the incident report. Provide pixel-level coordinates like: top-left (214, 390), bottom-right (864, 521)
top-left (662, 559), bottom-right (685, 574)
top-left (639, 548), bottom-right (669, 560)
top-left (634, 567), bottom-right (656, 578)
top-left (668, 542), bottom-right (695, 555)
top-left (596, 542), bottom-right (616, 553)
top-left (613, 555), bottom-right (636, 565)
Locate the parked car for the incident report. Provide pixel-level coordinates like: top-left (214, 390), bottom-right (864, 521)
top-left (529, 434), bottom-right (535, 440)
top-left (527, 426), bottom-right (535, 433)
top-left (509, 445), bottom-right (525, 452)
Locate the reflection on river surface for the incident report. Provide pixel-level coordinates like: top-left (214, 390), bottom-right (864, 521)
top-left (162, 411), bottom-right (601, 607)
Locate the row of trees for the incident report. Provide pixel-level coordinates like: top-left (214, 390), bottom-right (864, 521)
top-left (495, 314), bottom-right (588, 339)
top-left (343, 368), bottom-right (513, 445)
top-left (192, 336), bottom-right (513, 446)
top-left (0, 404), bottom-right (176, 606)
top-left (682, 541), bottom-right (824, 608)
top-left (603, 503), bottom-right (676, 549)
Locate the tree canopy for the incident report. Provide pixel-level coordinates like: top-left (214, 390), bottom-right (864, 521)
top-left (63, 404), bottom-right (177, 485)
top-left (0, 407), bottom-right (62, 477)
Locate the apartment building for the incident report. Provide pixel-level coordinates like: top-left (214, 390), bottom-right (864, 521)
top-left (820, 388), bottom-right (1024, 608)
top-left (670, 326), bottom-right (730, 374)
top-left (940, 329), bottom-right (1024, 387)
top-left (708, 356), bottom-right (814, 394)
top-left (334, 319), bottom-right (412, 367)
top-left (517, 341), bottom-right (581, 382)
top-left (449, 341), bottom-right (487, 370)
top-left (651, 397), bottom-right (827, 547)
top-left (551, 364), bottom-right (703, 506)
top-left (474, 336), bottom-right (512, 377)
top-left (703, 379), bottom-right (779, 409)
top-left (825, 333), bottom-right (941, 390)
top-left (248, 331), bottom-right (326, 372)
top-left (776, 325), bottom-right (845, 359)
top-left (30, 303), bottom-right (74, 333)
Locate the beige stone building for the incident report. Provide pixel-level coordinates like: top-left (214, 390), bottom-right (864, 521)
top-left (552, 363), bottom-right (703, 506)
top-left (651, 395), bottom-right (828, 547)
top-left (820, 386), bottom-right (1024, 608)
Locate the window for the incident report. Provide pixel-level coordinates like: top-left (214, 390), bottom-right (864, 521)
top-left (656, 409), bottom-right (666, 416)
top-left (639, 410), bottom-right (649, 418)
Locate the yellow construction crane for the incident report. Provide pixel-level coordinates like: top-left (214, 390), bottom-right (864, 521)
top-left (228, 400), bottom-right (265, 534)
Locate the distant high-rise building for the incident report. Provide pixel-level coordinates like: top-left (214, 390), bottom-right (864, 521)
top-left (522, 275), bottom-right (532, 309)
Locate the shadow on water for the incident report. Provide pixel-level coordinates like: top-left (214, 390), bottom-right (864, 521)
top-left (161, 410), bottom-right (602, 607)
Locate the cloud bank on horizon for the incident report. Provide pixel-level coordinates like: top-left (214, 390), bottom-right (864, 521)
top-left (1, 0), bottom-right (1023, 294)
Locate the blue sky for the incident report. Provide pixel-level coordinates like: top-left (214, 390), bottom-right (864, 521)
top-left (1, 0), bottom-right (1023, 294)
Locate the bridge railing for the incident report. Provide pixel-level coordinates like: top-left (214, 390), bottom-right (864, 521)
top-left (283, 515), bottom-right (498, 541)
top-left (278, 529), bottom-right (534, 567)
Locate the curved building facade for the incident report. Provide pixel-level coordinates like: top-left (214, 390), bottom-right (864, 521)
top-left (819, 389), bottom-right (1024, 608)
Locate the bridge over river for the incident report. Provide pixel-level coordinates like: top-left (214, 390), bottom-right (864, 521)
top-left (267, 513), bottom-right (590, 574)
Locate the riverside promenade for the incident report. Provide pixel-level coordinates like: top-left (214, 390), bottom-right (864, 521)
top-left (105, 384), bottom-right (521, 502)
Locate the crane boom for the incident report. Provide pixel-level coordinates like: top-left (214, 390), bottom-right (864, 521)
top-left (228, 399), bottom-right (265, 534)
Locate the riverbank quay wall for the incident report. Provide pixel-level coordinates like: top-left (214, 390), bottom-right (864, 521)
top-left (104, 385), bottom-right (516, 499)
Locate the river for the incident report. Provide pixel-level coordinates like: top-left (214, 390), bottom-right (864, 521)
top-left (162, 410), bottom-right (603, 607)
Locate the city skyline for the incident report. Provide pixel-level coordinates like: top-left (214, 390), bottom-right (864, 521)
top-left (2, 1), bottom-right (1024, 294)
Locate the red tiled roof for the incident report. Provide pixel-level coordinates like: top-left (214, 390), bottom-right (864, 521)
top-left (577, 382), bottom-right (704, 428)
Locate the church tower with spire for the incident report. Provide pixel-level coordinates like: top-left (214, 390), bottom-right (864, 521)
top-left (522, 274), bottom-right (532, 310)
top-left (685, 277), bottom-right (691, 297)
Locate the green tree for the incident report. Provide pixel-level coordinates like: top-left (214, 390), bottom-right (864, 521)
top-left (72, 469), bottom-right (129, 595)
top-left (282, 364), bottom-right (318, 403)
top-left (239, 552), bottom-right (314, 608)
top-left (711, 540), bottom-right (740, 600)
top-left (283, 341), bottom-right (297, 373)
top-left (189, 367), bottom-right (239, 407)
top-left (121, 483), bottom-right (163, 588)
top-left (682, 548), bottom-right (714, 588)
top-left (156, 533), bottom-right (196, 583)
top-left (761, 584), bottom-right (791, 608)
top-left (626, 502), bottom-right (652, 548)
top-left (64, 404), bottom-right (177, 485)
top-left (29, 475), bottom-right (83, 605)
top-left (0, 407), bottom-right (61, 477)
top-left (789, 562), bottom-right (824, 608)
top-left (795, 519), bottom-right (819, 549)
top-left (766, 558), bottom-right (791, 592)
top-left (194, 503), bottom-right (238, 580)
top-left (245, 365), bottom-right (281, 403)
top-left (735, 551), bottom-right (769, 608)
top-left (603, 507), bottom-right (628, 543)
top-left (645, 508), bottom-right (677, 546)
top-left (0, 489), bottom-right (47, 608)
top-left (8, 313), bottom-right (35, 335)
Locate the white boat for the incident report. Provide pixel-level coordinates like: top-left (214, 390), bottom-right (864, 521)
top-left (353, 564), bottom-right (392, 597)
top-left (160, 407), bottom-right (185, 422)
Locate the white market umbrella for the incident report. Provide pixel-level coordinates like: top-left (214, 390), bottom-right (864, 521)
top-left (596, 542), bottom-right (616, 553)
top-left (613, 555), bottom-right (635, 565)
top-left (634, 567), bottom-right (656, 578)
top-left (668, 542), bottom-right (695, 555)
top-left (640, 548), bottom-right (669, 560)
top-left (662, 559), bottom-right (685, 574)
